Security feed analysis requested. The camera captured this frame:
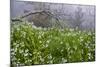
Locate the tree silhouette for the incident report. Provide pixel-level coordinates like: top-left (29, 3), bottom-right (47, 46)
top-left (69, 7), bottom-right (84, 29)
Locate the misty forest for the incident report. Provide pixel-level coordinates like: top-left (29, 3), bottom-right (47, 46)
top-left (11, 0), bottom-right (95, 66)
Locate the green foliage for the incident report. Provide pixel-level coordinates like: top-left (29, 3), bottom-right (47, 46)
top-left (11, 21), bottom-right (95, 66)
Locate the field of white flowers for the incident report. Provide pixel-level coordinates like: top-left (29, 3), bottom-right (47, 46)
top-left (11, 21), bottom-right (95, 66)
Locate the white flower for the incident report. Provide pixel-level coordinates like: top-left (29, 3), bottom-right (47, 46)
top-left (40, 58), bottom-right (44, 62)
top-left (57, 48), bottom-right (59, 50)
top-left (88, 53), bottom-right (91, 56)
top-left (46, 40), bottom-right (51, 43)
top-left (29, 53), bottom-right (32, 56)
top-left (69, 29), bottom-right (74, 31)
top-left (11, 49), bottom-right (14, 52)
top-left (78, 31), bottom-right (81, 33)
top-left (80, 38), bottom-right (84, 42)
top-left (48, 35), bottom-right (52, 38)
top-left (50, 61), bottom-right (53, 63)
top-left (88, 53), bottom-right (91, 59)
top-left (29, 60), bottom-right (32, 62)
top-left (82, 49), bottom-right (84, 54)
top-left (67, 47), bottom-right (70, 51)
top-left (39, 41), bottom-right (42, 43)
top-left (32, 25), bottom-right (37, 29)
top-left (70, 50), bottom-right (73, 53)
top-left (24, 53), bottom-right (28, 56)
top-left (38, 27), bottom-right (42, 30)
top-left (13, 43), bottom-right (17, 46)
top-left (73, 46), bottom-right (77, 50)
top-left (12, 56), bottom-right (16, 61)
top-left (60, 41), bottom-right (63, 44)
top-left (67, 33), bottom-right (71, 36)
top-left (38, 35), bottom-right (42, 39)
top-left (88, 32), bottom-right (92, 35)
top-left (17, 28), bottom-right (20, 31)
top-left (15, 48), bottom-right (17, 52)
top-left (62, 58), bottom-right (67, 63)
top-left (72, 34), bottom-right (76, 36)
top-left (19, 50), bottom-right (24, 53)
top-left (61, 29), bottom-right (64, 31)
top-left (16, 44), bottom-right (19, 48)
top-left (87, 41), bottom-right (91, 44)
top-left (43, 28), bottom-right (47, 31)
top-left (21, 44), bottom-right (25, 47)
top-left (22, 32), bottom-right (26, 37)
top-left (25, 49), bottom-right (29, 53)
top-left (61, 49), bottom-right (64, 52)
top-left (11, 52), bottom-right (15, 55)
top-left (48, 55), bottom-right (52, 59)
top-left (85, 43), bottom-right (88, 46)
top-left (45, 44), bottom-right (48, 47)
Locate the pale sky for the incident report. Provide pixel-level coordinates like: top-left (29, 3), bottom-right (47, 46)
top-left (19, 0), bottom-right (95, 5)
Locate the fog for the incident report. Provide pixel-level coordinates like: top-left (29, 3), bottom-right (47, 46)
top-left (10, 0), bottom-right (95, 31)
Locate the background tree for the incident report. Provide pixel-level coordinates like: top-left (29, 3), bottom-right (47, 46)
top-left (69, 7), bottom-right (84, 29)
